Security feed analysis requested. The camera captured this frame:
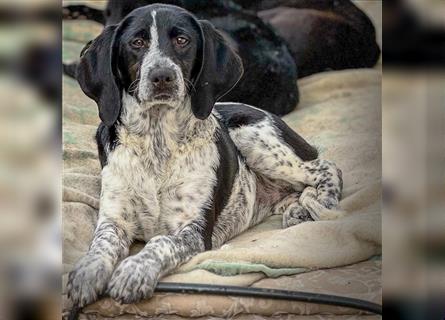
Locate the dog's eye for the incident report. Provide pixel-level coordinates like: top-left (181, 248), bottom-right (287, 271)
top-left (131, 38), bottom-right (146, 48)
top-left (175, 36), bottom-right (189, 46)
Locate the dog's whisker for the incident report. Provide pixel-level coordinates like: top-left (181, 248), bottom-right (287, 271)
top-left (184, 78), bottom-right (196, 92)
top-left (128, 78), bottom-right (140, 91)
top-left (127, 78), bottom-right (141, 94)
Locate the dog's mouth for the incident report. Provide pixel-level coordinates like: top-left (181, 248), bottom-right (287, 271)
top-left (140, 92), bottom-right (180, 110)
top-left (137, 82), bottom-right (183, 107)
top-left (153, 93), bottom-right (173, 100)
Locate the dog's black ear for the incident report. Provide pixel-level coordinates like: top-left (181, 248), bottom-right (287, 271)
top-left (191, 20), bottom-right (244, 120)
top-left (76, 26), bottom-right (121, 126)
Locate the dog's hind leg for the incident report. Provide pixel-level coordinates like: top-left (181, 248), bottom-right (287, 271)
top-left (270, 192), bottom-right (313, 227)
top-left (282, 202), bottom-right (314, 227)
top-left (297, 185), bottom-right (345, 221)
top-left (229, 114), bottom-right (344, 221)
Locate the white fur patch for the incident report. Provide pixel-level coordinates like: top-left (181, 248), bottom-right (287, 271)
top-left (149, 11), bottom-right (159, 54)
top-left (138, 10), bottom-right (186, 103)
top-left (101, 94), bottom-right (221, 241)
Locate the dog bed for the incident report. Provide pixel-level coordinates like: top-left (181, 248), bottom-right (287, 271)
top-left (62, 2), bottom-right (382, 319)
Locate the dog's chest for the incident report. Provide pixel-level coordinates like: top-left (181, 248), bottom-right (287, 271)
top-left (103, 130), bottom-right (219, 240)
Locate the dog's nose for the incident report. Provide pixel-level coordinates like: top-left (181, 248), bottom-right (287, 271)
top-left (150, 68), bottom-right (176, 87)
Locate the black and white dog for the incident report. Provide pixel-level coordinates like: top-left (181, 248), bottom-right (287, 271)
top-left (67, 4), bottom-right (343, 308)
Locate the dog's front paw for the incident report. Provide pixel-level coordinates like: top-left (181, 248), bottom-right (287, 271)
top-left (67, 254), bottom-right (113, 307)
top-left (107, 255), bottom-right (160, 304)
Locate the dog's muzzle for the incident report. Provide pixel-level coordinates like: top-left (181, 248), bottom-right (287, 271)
top-left (144, 67), bottom-right (179, 102)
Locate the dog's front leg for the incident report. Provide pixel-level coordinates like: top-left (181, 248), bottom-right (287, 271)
top-left (67, 219), bottom-right (131, 307)
top-left (67, 170), bottom-right (136, 307)
top-left (107, 223), bottom-right (205, 304)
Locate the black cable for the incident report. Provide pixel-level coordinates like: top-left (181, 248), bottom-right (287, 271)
top-left (156, 282), bottom-right (382, 315)
top-left (67, 282), bottom-right (382, 319)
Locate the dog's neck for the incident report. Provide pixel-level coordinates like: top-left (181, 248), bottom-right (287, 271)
top-left (118, 93), bottom-right (217, 160)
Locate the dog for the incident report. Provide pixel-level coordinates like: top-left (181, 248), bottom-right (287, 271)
top-left (63, 0), bottom-right (298, 116)
top-left (257, 6), bottom-right (380, 77)
top-left (234, 0), bottom-right (381, 77)
top-left (67, 4), bottom-right (343, 308)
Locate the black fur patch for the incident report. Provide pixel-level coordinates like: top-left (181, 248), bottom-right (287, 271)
top-left (271, 115), bottom-right (318, 161)
top-left (215, 103), bottom-right (266, 128)
top-left (96, 123), bottom-right (119, 168)
top-left (202, 124), bottom-right (239, 250)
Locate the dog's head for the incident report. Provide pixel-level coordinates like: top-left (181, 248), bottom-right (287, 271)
top-left (77, 4), bottom-right (243, 126)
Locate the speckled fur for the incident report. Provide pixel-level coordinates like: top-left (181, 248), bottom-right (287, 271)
top-left (67, 96), bottom-right (343, 307)
top-left (67, 6), bottom-right (343, 309)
